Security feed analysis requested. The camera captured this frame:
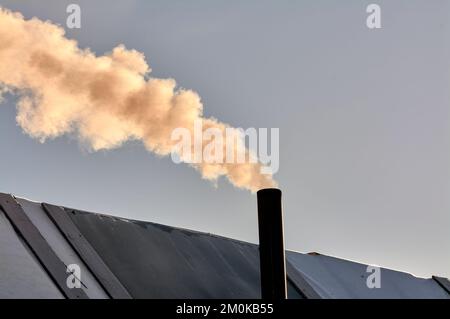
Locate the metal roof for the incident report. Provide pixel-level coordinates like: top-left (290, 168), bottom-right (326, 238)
top-left (0, 193), bottom-right (448, 299)
top-left (0, 205), bottom-right (62, 298)
top-left (287, 252), bottom-right (449, 299)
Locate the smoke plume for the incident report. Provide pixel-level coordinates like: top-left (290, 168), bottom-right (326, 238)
top-left (0, 8), bottom-right (276, 192)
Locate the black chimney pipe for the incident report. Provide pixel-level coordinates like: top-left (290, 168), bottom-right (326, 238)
top-left (257, 188), bottom-right (287, 300)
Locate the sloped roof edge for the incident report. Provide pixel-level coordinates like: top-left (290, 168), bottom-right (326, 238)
top-left (1, 192), bottom-right (449, 299)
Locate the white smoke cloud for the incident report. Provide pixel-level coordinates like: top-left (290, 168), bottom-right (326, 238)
top-left (0, 8), bottom-right (276, 192)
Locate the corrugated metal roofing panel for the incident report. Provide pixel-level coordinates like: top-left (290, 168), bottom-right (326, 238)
top-left (286, 252), bottom-right (450, 299)
top-left (0, 194), bottom-right (87, 299)
top-left (17, 198), bottom-right (109, 299)
top-left (0, 209), bottom-right (63, 298)
top-left (42, 203), bottom-right (131, 299)
top-left (65, 208), bottom-right (262, 298)
top-left (286, 260), bottom-right (321, 299)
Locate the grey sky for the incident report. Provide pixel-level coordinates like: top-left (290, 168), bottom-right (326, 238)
top-left (0, 0), bottom-right (449, 278)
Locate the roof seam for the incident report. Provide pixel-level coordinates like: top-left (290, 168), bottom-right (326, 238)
top-left (43, 203), bottom-right (132, 299)
top-left (0, 194), bottom-right (88, 299)
top-left (432, 276), bottom-right (450, 295)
